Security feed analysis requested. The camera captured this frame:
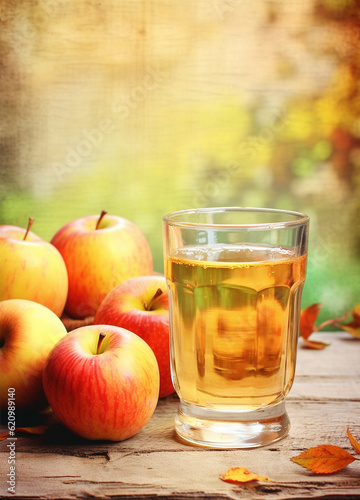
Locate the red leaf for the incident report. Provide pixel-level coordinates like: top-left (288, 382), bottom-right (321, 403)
top-left (291, 444), bottom-right (357, 474)
top-left (15, 426), bottom-right (50, 435)
top-left (347, 428), bottom-right (360, 454)
top-left (0, 426), bottom-right (50, 440)
top-left (300, 303), bottom-right (323, 340)
top-left (351, 304), bottom-right (360, 324)
top-left (302, 338), bottom-right (329, 350)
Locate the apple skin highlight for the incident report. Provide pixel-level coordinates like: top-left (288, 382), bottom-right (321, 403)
top-left (43, 324), bottom-right (160, 441)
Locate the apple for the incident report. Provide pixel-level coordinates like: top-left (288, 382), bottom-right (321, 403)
top-left (0, 218), bottom-right (68, 317)
top-left (51, 210), bottom-right (153, 319)
top-left (42, 324), bottom-right (160, 441)
top-left (94, 275), bottom-right (174, 398)
top-left (0, 299), bottom-right (68, 411)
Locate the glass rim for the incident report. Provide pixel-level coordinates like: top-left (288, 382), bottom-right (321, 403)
top-left (163, 207), bottom-right (310, 229)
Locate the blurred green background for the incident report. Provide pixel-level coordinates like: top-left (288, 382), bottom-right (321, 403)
top-left (0, 0), bottom-right (359, 325)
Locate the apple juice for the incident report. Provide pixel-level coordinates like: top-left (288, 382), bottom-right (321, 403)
top-left (165, 244), bottom-right (307, 411)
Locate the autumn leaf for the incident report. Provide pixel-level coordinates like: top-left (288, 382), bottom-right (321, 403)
top-left (220, 467), bottom-right (270, 484)
top-left (351, 304), bottom-right (360, 323)
top-left (347, 428), bottom-right (360, 454)
top-left (16, 426), bottom-right (50, 435)
top-left (302, 338), bottom-right (329, 350)
top-left (335, 304), bottom-right (360, 338)
top-left (0, 431), bottom-right (8, 441)
top-left (299, 303), bottom-right (329, 349)
top-left (299, 303), bottom-right (351, 349)
top-left (0, 426), bottom-right (50, 440)
top-left (344, 308), bottom-right (360, 324)
top-left (340, 324), bottom-right (360, 338)
top-left (291, 444), bottom-right (359, 474)
top-left (300, 303), bottom-right (323, 340)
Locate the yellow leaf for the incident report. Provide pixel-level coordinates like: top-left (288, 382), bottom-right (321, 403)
top-left (220, 467), bottom-right (270, 484)
top-left (340, 324), bottom-right (360, 339)
top-left (336, 303), bottom-right (360, 338)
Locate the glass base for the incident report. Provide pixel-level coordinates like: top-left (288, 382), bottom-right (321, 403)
top-left (175, 401), bottom-right (290, 449)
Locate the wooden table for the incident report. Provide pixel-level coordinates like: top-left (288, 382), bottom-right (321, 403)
top-left (1, 331), bottom-right (360, 499)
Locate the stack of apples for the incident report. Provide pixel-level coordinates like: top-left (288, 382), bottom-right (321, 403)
top-left (0, 211), bottom-right (174, 441)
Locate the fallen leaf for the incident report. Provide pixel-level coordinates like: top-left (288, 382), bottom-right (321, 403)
top-left (0, 426), bottom-right (50, 440)
top-left (302, 338), bottom-right (329, 350)
top-left (351, 304), bottom-right (360, 324)
top-left (335, 304), bottom-right (360, 338)
top-left (338, 323), bottom-right (360, 339)
top-left (347, 428), bottom-right (360, 454)
top-left (220, 467), bottom-right (270, 484)
top-left (300, 303), bottom-right (323, 340)
top-left (16, 426), bottom-right (50, 435)
top-left (291, 444), bottom-right (358, 474)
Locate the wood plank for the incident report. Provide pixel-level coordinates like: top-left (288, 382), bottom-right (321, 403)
top-left (7, 447), bottom-right (360, 500)
top-left (4, 409), bottom-right (360, 500)
top-left (291, 332), bottom-right (360, 401)
top-left (295, 332), bottom-right (360, 377)
top-left (1, 332), bottom-right (360, 499)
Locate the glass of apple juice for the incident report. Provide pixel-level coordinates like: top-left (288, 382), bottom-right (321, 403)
top-left (163, 207), bottom-right (309, 449)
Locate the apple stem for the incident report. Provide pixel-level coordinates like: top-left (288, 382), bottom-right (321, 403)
top-left (97, 332), bottom-right (106, 355)
top-left (23, 217), bottom-right (35, 241)
top-left (144, 288), bottom-right (163, 311)
top-left (95, 210), bottom-right (108, 230)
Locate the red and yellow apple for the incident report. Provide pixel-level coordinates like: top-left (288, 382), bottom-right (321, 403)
top-left (43, 324), bottom-right (160, 441)
top-left (94, 275), bottom-right (174, 398)
top-left (0, 219), bottom-right (68, 317)
top-left (51, 211), bottom-right (153, 319)
top-left (0, 299), bottom-right (68, 411)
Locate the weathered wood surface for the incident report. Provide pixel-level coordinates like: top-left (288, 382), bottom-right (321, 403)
top-left (1, 331), bottom-right (360, 499)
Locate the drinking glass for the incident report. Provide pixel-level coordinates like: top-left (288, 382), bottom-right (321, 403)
top-left (163, 207), bottom-right (309, 448)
